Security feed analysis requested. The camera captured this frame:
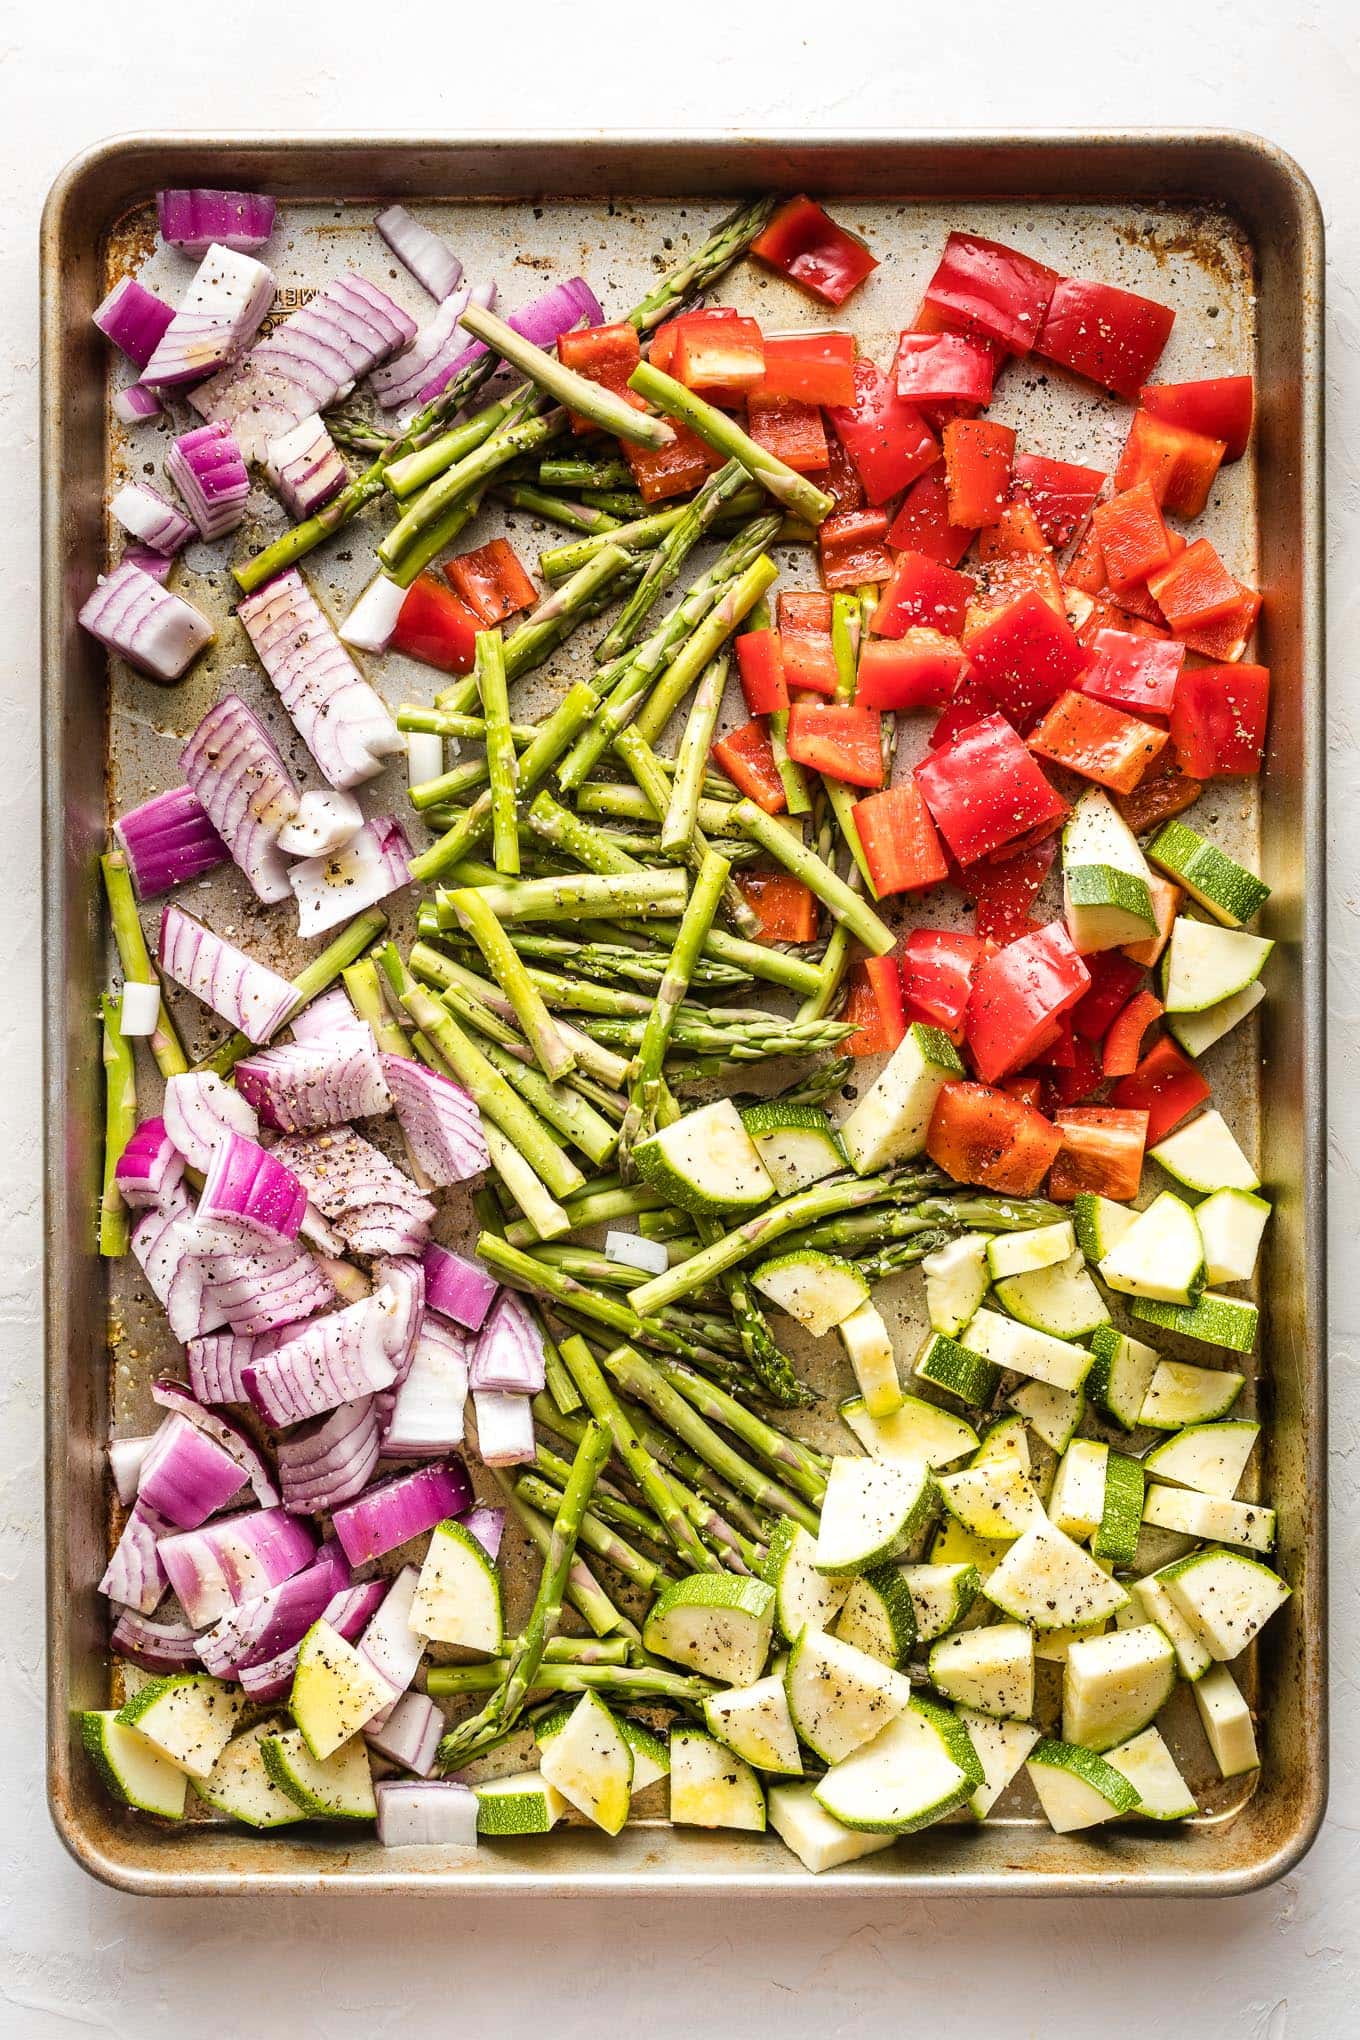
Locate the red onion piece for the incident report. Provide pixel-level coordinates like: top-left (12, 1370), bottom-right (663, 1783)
top-left (109, 1433), bottom-right (156, 1505)
top-left (371, 280), bottom-right (491, 412)
top-left (236, 1029), bottom-right (391, 1133)
top-left (421, 1243), bottom-right (497, 1331)
top-left (165, 421), bottom-right (251, 540)
top-left (114, 1116), bottom-right (186, 1210)
top-left (114, 786), bottom-right (229, 899)
top-left (94, 275), bottom-right (176, 369)
top-left (375, 205), bottom-right (463, 303)
top-left (357, 1564), bottom-right (425, 1702)
top-left (120, 544), bottom-right (173, 583)
top-left (196, 1538), bottom-right (351, 1677)
top-left (331, 1458), bottom-right (472, 1567)
top-left (464, 1505), bottom-right (507, 1563)
top-left (162, 1069), bottom-right (259, 1171)
top-left (136, 1411), bottom-right (249, 1528)
top-left (149, 1378), bottom-right (281, 1509)
top-left (158, 1506), bottom-right (317, 1627)
top-left (381, 1054), bottom-right (489, 1188)
top-left (243, 1283), bottom-right (410, 1425)
top-left (113, 383), bottom-right (163, 425)
top-left (291, 987), bottom-right (366, 1044)
top-left (288, 816), bottom-right (412, 940)
top-left (159, 905), bottom-right (298, 1045)
top-left (78, 559), bottom-right (214, 682)
top-left (340, 573), bottom-right (407, 653)
top-left (199, 1131), bottom-right (307, 1240)
top-left (99, 1501), bottom-right (173, 1613)
top-left (278, 791), bottom-right (364, 861)
top-left (109, 481), bottom-right (195, 556)
top-left (180, 693), bottom-right (300, 906)
top-left (470, 1290), bottom-right (546, 1395)
top-left (374, 1255), bottom-right (426, 1387)
top-left (264, 413), bottom-right (348, 519)
top-left (278, 1396), bottom-right (381, 1514)
top-left (110, 1610), bottom-right (202, 1672)
top-left (186, 1331), bottom-right (256, 1406)
top-left (375, 1778), bottom-right (477, 1848)
top-left (237, 569), bottom-right (404, 789)
top-left (367, 1692), bottom-right (443, 1778)
top-left (157, 188), bottom-right (277, 259)
top-left (416, 275), bottom-right (602, 406)
top-left (142, 245), bottom-right (275, 389)
top-left (380, 1316), bottom-right (470, 1457)
top-left (131, 1206), bottom-right (223, 1341)
top-left (191, 272), bottom-right (417, 458)
top-left (198, 1233), bottom-right (336, 1336)
top-left (239, 1578), bottom-right (385, 1700)
top-left (471, 1389), bottom-right (535, 1467)
top-left (271, 1126), bottom-right (435, 1257)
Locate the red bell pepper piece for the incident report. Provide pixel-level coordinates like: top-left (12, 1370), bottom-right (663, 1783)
top-left (1176, 581), bottom-right (1261, 663)
top-left (735, 629), bottom-right (789, 716)
top-left (1047, 1107), bottom-right (1149, 1202)
top-left (391, 575), bottom-right (481, 675)
top-left (756, 331), bottom-right (856, 408)
top-left (1080, 626), bottom-right (1185, 716)
top-left (1111, 1035), bottom-right (1210, 1144)
top-left (1170, 663), bottom-right (1269, 777)
top-left (962, 588), bottom-right (1091, 729)
top-left (1036, 276), bottom-right (1176, 398)
top-left (976, 499), bottom-right (1049, 559)
top-left (1042, 1035), bottom-right (1106, 1109)
top-left (650, 308), bottom-right (734, 375)
top-left (900, 928), bottom-right (984, 1041)
top-left (785, 702), bottom-right (884, 789)
top-left (558, 322), bottom-right (644, 436)
top-left (1091, 482), bottom-right (1175, 595)
top-left (964, 922), bottom-right (1091, 1084)
top-left (746, 391), bottom-right (829, 474)
top-left (923, 233), bottom-right (1059, 355)
top-left (624, 421), bottom-right (722, 502)
top-left (1114, 760), bottom-right (1206, 838)
top-left (886, 465), bottom-right (973, 567)
top-left (894, 330), bottom-right (997, 407)
top-left (1139, 376), bottom-right (1254, 462)
top-left (864, 955), bottom-right (907, 1051)
top-left (1147, 540), bottom-right (1243, 633)
top-left (827, 360), bottom-right (940, 506)
top-left (927, 1080), bottom-right (1064, 1195)
top-left (841, 956), bottom-right (907, 1057)
top-left (673, 311), bottom-right (765, 393)
top-left (1065, 522), bottom-right (1108, 597)
top-left (928, 679), bottom-right (998, 752)
top-left (1114, 409), bottom-right (1226, 519)
top-left (971, 550), bottom-right (1067, 629)
top-left (1004, 1074), bottom-right (1044, 1111)
top-left (850, 782), bottom-right (948, 896)
top-left (1122, 872), bottom-right (1182, 970)
top-left (751, 196), bottom-right (879, 307)
top-left (444, 537), bottom-right (537, 626)
top-left (855, 631), bottom-right (969, 712)
top-left (1027, 691), bottom-right (1169, 795)
top-left (871, 551), bottom-right (974, 640)
top-left (1102, 989), bottom-right (1166, 1078)
top-left (777, 592), bottom-right (839, 697)
top-left (711, 719), bottom-right (787, 813)
top-left (1071, 951), bottom-right (1146, 1041)
top-left (942, 418), bottom-right (1016, 528)
top-left (816, 431), bottom-right (867, 514)
top-left (916, 712), bottom-right (1067, 866)
top-left (818, 508), bottom-right (894, 590)
top-left (963, 835), bottom-right (1059, 946)
top-left (1012, 452), bottom-right (1107, 548)
top-left (738, 871), bottom-right (818, 943)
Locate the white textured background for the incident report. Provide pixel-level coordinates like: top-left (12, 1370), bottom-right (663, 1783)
top-left (2, 3), bottom-right (1355, 2033)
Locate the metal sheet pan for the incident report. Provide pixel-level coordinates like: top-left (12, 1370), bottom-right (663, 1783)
top-left (41, 131), bottom-right (1326, 1897)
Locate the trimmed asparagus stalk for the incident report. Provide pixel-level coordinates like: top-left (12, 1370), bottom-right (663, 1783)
top-left (448, 887), bottom-right (577, 1083)
top-left (430, 1661), bottom-right (715, 1705)
top-left (661, 655), bottom-right (730, 856)
top-left (557, 1335), bottom-right (717, 1574)
top-left (458, 302), bottom-right (674, 448)
top-left (629, 361), bottom-right (835, 526)
top-left (733, 798), bottom-right (895, 957)
top-left (621, 850), bottom-right (729, 1157)
top-left (596, 459), bottom-right (750, 661)
top-left (99, 995), bottom-right (135, 1258)
top-left (491, 1472), bottom-right (630, 1641)
top-left (514, 1475), bottom-right (669, 1592)
top-left (100, 852), bottom-right (187, 1079)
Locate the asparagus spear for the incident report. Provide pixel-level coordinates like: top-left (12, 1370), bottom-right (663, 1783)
top-left (471, 628), bottom-right (519, 875)
top-left (444, 870), bottom-right (690, 925)
top-left (430, 1661), bottom-right (715, 1706)
top-left (484, 928), bottom-right (751, 992)
top-left (596, 459), bottom-right (750, 662)
top-left (100, 852), bottom-right (187, 1080)
top-left (855, 1230), bottom-right (954, 1283)
top-left (539, 456), bottom-right (634, 490)
top-left (483, 1122), bottom-right (572, 1242)
top-left (496, 482), bottom-right (621, 534)
top-left (514, 1474), bottom-right (670, 1592)
top-left (478, 1040), bottom-right (619, 1167)
top-left (557, 1335), bottom-right (717, 1574)
top-left (779, 1191), bottom-right (1062, 1259)
top-left (621, 849), bottom-right (729, 1157)
top-left (383, 394), bottom-right (519, 498)
top-left (661, 655), bottom-right (730, 856)
top-left (341, 959), bottom-right (411, 1056)
top-left (576, 782), bottom-right (742, 833)
top-left (98, 995), bottom-right (135, 1258)
top-left (652, 1357), bottom-right (829, 1500)
top-left (615, 726), bottom-right (757, 935)
top-left (504, 1181), bottom-right (667, 1244)
top-left (732, 798), bottom-right (896, 957)
top-left (628, 195), bottom-right (779, 330)
top-left (491, 1472), bottom-right (631, 1641)
top-left (533, 1442), bottom-right (668, 1544)
top-left (447, 888), bottom-right (577, 1083)
top-left (379, 408), bottom-right (568, 579)
top-left (629, 361), bottom-right (835, 527)
top-left (195, 908), bottom-right (389, 1077)
top-left (578, 1012), bottom-right (854, 1062)
top-left (494, 1634), bottom-right (634, 1666)
top-left (502, 543), bottom-right (633, 682)
top-left (630, 554), bottom-right (780, 748)
top-left (458, 303), bottom-right (674, 448)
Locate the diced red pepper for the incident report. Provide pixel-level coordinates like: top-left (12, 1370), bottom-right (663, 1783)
top-left (1170, 663), bottom-right (1270, 777)
top-left (871, 550), bottom-right (975, 639)
top-left (1176, 582), bottom-right (1261, 663)
top-left (1080, 626), bottom-right (1185, 716)
top-left (444, 537), bottom-right (538, 626)
top-left (1033, 1009), bottom-right (1077, 1070)
top-left (1036, 276), bottom-right (1176, 398)
top-left (1071, 951), bottom-right (1146, 1040)
top-left (1004, 1074), bottom-right (1044, 1110)
top-left (1114, 759), bottom-right (1206, 837)
top-left (1012, 452), bottom-right (1107, 548)
top-left (756, 331), bottom-right (857, 408)
top-left (969, 550), bottom-right (1067, 627)
top-left (916, 712), bottom-right (1067, 866)
top-left (738, 870), bottom-right (818, 943)
top-left (818, 508), bottom-right (894, 590)
top-left (927, 1080), bottom-right (1064, 1195)
top-left (815, 431), bottom-right (867, 514)
top-left (711, 718), bottom-right (787, 812)
top-left (1091, 482), bottom-right (1175, 595)
top-left (558, 322), bottom-right (644, 436)
top-left (1027, 691), bottom-right (1169, 795)
top-left (751, 196), bottom-right (879, 307)
top-left (964, 922), bottom-right (1091, 1084)
top-left (1042, 1035), bottom-right (1106, 1109)
top-left (894, 330), bottom-right (997, 407)
top-left (1122, 873), bottom-right (1182, 968)
top-left (1065, 522), bottom-right (1108, 596)
top-left (1102, 989), bottom-right (1166, 1078)
top-left (1114, 409), bottom-right (1226, 519)
top-left (923, 233), bottom-right (1059, 355)
top-left (391, 575), bottom-right (481, 675)
top-left (864, 955), bottom-right (907, 1051)
top-left (1139, 376), bottom-right (1254, 462)
top-left (1047, 1107), bottom-right (1148, 1202)
top-left (855, 631), bottom-right (969, 712)
top-left (827, 361), bottom-right (940, 506)
top-left (840, 961), bottom-right (893, 1057)
top-left (649, 308), bottom-right (735, 377)
top-left (1111, 1035), bottom-right (1210, 1144)
top-left (976, 499), bottom-right (1049, 559)
top-left (785, 702), bottom-right (884, 788)
top-left (900, 928), bottom-right (984, 1041)
top-left (928, 678), bottom-right (999, 752)
top-left (1147, 539), bottom-right (1242, 634)
top-left (886, 465), bottom-right (973, 567)
top-left (778, 591), bottom-right (839, 697)
top-left (624, 425), bottom-right (722, 503)
top-left (962, 588), bottom-right (1091, 729)
top-left (746, 391), bottom-right (829, 474)
top-left (1073, 591), bottom-right (1170, 652)
top-left (850, 781), bottom-right (948, 896)
top-left (964, 834), bottom-right (1059, 946)
top-left (942, 418), bottom-right (1016, 529)
top-left (673, 311), bottom-right (765, 393)
top-left (735, 629), bottom-right (789, 716)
